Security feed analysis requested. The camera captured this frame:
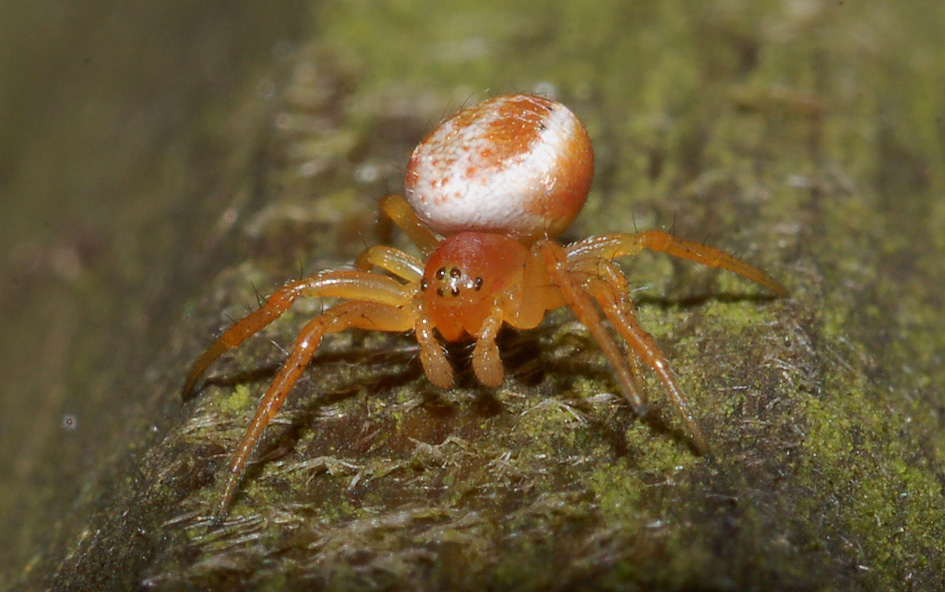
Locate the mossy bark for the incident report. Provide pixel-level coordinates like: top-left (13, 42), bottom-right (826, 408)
top-left (4, 1), bottom-right (943, 590)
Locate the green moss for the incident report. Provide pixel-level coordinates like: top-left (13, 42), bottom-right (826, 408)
top-left (14, 0), bottom-right (945, 590)
top-left (798, 366), bottom-right (945, 586)
top-left (216, 383), bottom-right (256, 416)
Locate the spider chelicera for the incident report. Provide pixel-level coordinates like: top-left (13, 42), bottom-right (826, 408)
top-left (184, 93), bottom-right (787, 516)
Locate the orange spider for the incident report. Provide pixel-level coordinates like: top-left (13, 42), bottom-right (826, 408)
top-left (184, 94), bottom-right (787, 516)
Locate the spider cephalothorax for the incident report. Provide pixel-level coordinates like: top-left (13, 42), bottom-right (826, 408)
top-left (184, 93), bottom-right (787, 516)
top-left (420, 232), bottom-right (524, 342)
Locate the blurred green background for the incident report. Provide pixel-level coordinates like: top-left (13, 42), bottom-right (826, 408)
top-left (2, 1), bottom-right (943, 590)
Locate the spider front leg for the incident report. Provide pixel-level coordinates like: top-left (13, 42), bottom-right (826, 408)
top-left (355, 245), bottom-right (424, 282)
top-left (216, 299), bottom-right (416, 516)
top-left (568, 231), bottom-right (788, 297)
top-left (183, 270), bottom-right (411, 398)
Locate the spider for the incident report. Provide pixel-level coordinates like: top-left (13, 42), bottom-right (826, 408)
top-left (184, 93), bottom-right (787, 516)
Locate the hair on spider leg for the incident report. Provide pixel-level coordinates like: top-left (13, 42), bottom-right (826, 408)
top-left (356, 228), bottom-right (370, 254)
top-left (725, 231), bottom-right (753, 263)
top-left (251, 280), bottom-right (265, 309)
top-left (267, 336), bottom-right (291, 358)
top-left (626, 281), bottom-right (654, 301)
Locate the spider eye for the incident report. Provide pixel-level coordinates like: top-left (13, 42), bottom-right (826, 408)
top-left (449, 267), bottom-right (462, 279)
top-left (450, 286), bottom-right (460, 296)
top-left (473, 277), bottom-right (483, 290)
top-left (420, 278), bottom-right (428, 291)
top-left (435, 267), bottom-right (446, 280)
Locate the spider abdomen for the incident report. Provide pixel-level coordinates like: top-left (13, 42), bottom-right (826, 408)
top-left (405, 94), bottom-right (594, 243)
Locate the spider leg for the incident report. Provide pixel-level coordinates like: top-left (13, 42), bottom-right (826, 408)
top-left (414, 305), bottom-right (454, 389)
top-left (380, 194), bottom-right (441, 256)
top-left (217, 299), bottom-right (416, 516)
top-left (533, 240), bottom-right (648, 415)
top-left (573, 258), bottom-right (646, 392)
top-left (567, 231), bottom-right (787, 296)
top-left (183, 271), bottom-right (412, 397)
top-left (587, 264), bottom-right (711, 453)
top-left (472, 305), bottom-right (505, 387)
top-left (355, 244), bottom-right (424, 282)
